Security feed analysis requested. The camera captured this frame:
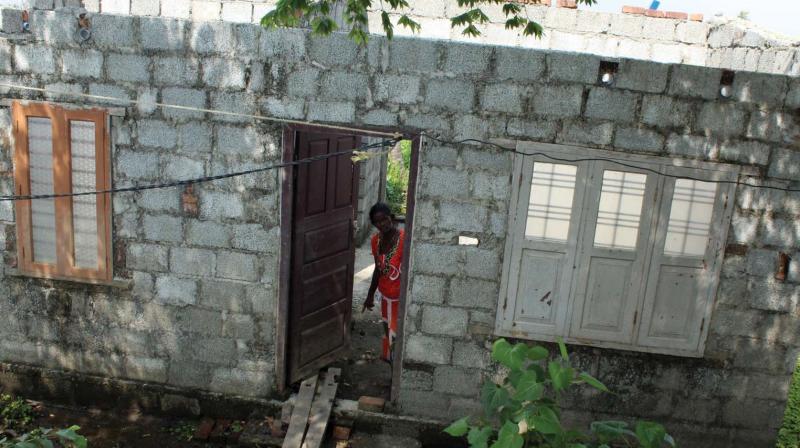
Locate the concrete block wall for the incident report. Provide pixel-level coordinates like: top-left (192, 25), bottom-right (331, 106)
top-left (0, 8), bottom-right (796, 446)
top-left (28, 0), bottom-right (800, 75)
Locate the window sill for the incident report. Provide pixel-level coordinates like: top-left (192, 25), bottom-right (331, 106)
top-left (3, 268), bottom-right (132, 289)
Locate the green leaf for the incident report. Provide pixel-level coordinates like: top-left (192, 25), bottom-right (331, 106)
top-left (468, 426), bottom-right (494, 448)
top-left (514, 371), bottom-right (544, 401)
top-left (529, 407), bottom-right (562, 435)
top-left (502, 3), bottom-right (522, 16)
top-left (444, 417), bottom-right (470, 437)
top-left (527, 345), bottom-right (549, 361)
top-left (579, 372), bottom-right (609, 393)
top-left (462, 23), bottom-right (481, 37)
top-left (635, 421), bottom-right (667, 448)
top-left (493, 339), bottom-right (527, 370)
top-left (490, 421), bottom-right (524, 448)
top-left (548, 361), bottom-right (572, 392)
top-left (504, 16), bottom-right (526, 30)
top-left (522, 21), bottom-right (543, 38)
top-left (557, 337), bottom-right (569, 361)
top-left (380, 11), bottom-right (394, 39)
top-left (481, 382), bottom-right (511, 417)
top-left (397, 14), bottom-right (420, 32)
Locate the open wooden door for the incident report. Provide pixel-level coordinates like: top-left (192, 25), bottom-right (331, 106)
top-left (288, 131), bottom-right (360, 384)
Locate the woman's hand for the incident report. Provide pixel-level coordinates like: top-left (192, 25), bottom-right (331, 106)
top-left (362, 293), bottom-right (375, 313)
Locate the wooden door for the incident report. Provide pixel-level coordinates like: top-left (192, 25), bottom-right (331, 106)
top-left (288, 132), bottom-right (360, 384)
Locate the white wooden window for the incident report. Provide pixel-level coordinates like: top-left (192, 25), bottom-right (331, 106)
top-left (498, 143), bottom-right (738, 357)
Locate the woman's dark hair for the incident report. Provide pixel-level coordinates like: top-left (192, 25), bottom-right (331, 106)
top-left (369, 202), bottom-right (393, 222)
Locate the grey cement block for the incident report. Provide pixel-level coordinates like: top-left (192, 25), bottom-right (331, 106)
top-left (421, 306), bottom-right (468, 337)
top-left (665, 134), bottom-right (717, 159)
top-left (471, 172), bottom-right (510, 201)
top-left (14, 45), bottom-right (56, 75)
top-left (117, 151), bottom-right (159, 179)
top-left (138, 189), bottom-right (180, 213)
top-left (308, 32), bottom-right (360, 67)
top-left (389, 37), bottom-right (439, 73)
top-left (585, 88), bottom-right (638, 123)
top-left (190, 21), bottom-right (236, 54)
top-left (261, 96), bottom-right (305, 120)
top-left (286, 67), bottom-right (320, 98)
top-left (216, 125), bottom-right (264, 156)
top-left (259, 28), bottom-right (306, 60)
top-left (443, 42), bottom-right (492, 76)
top-left (668, 65), bottom-right (721, 100)
top-left (768, 148), bottom-right (800, 181)
top-left (231, 224), bottom-right (270, 252)
top-left (211, 91), bottom-right (257, 123)
top-left (374, 74), bottom-right (421, 104)
top-left (495, 47), bottom-right (545, 81)
top-left (614, 127), bottom-right (665, 153)
top-left (718, 140), bottom-right (771, 166)
top-left (141, 18), bottom-right (186, 51)
top-left (448, 278), bottom-right (498, 309)
top-left (463, 247), bottom-right (501, 280)
top-left (200, 190), bottom-right (244, 220)
top-left (421, 166), bottom-right (469, 200)
top-left (127, 242), bottom-right (169, 272)
top-left (411, 275), bottom-right (447, 305)
top-left (695, 103), bottom-right (747, 138)
top-left (154, 56), bottom-right (200, 86)
top-left (131, 0), bottom-right (160, 15)
top-left (531, 84), bottom-right (584, 118)
top-left (202, 58), bottom-right (246, 90)
top-left (187, 220), bottom-right (230, 248)
top-left (405, 333), bottom-right (452, 365)
top-left (559, 121), bottom-right (614, 146)
top-left (547, 53), bottom-right (600, 84)
top-left (161, 87), bottom-right (207, 121)
top-left (615, 60), bottom-right (669, 93)
top-left (200, 279), bottom-right (248, 312)
top-left (480, 83), bottom-right (524, 114)
top-left (319, 71), bottom-right (369, 101)
top-left (178, 122), bottom-right (213, 153)
top-left (433, 366), bottom-right (482, 396)
top-left (137, 119), bottom-right (177, 149)
top-left (156, 276), bottom-right (198, 306)
top-left (1, 8), bottom-right (23, 33)
top-left (733, 72), bottom-right (788, 108)
top-left (641, 95), bottom-right (693, 129)
top-left (144, 214), bottom-right (184, 243)
top-left (216, 250), bottom-right (259, 282)
top-left (163, 155), bottom-right (205, 181)
top-left (171, 247), bottom-right (216, 277)
top-left (107, 53), bottom-right (151, 83)
top-left (425, 78), bottom-right (475, 112)
top-left (507, 118), bottom-right (558, 141)
top-left (89, 14), bottom-right (135, 49)
top-left (61, 49), bottom-right (103, 79)
top-left (307, 101), bottom-right (355, 124)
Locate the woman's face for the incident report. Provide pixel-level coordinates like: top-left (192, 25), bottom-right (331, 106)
top-left (371, 211), bottom-right (394, 235)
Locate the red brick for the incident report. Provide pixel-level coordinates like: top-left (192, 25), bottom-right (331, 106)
top-left (622, 6), bottom-right (646, 15)
top-left (182, 184), bottom-right (199, 217)
top-left (332, 426), bottom-right (352, 440)
top-left (517, 0), bottom-right (551, 5)
top-left (194, 418), bottom-right (215, 441)
top-left (558, 0), bottom-right (577, 8)
top-left (665, 11), bottom-right (688, 20)
top-left (645, 9), bottom-right (667, 18)
top-left (357, 396), bottom-right (386, 412)
top-left (689, 13), bottom-right (704, 21)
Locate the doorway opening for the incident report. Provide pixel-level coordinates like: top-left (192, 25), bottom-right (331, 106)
top-left (333, 138), bottom-right (412, 401)
top-left (277, 126), bottom-right (419, 404)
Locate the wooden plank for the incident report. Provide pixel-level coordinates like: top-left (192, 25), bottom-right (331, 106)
top-left (281, 374), bottom-right (318, 448)
top-left (300, 368), bottom-right (341, 448)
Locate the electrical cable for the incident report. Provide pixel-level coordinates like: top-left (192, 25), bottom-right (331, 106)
top-left (0, 138), bottom-right (399, 202)
top-left (0, 83), bottom-right (401, 138)
top-left (422, 135), bottom-right (800, 193)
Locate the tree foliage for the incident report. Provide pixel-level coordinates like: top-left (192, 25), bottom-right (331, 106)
top-left (261, 0), bottom-right (598, 44)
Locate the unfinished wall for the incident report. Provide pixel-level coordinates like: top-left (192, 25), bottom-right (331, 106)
top-left (0, 8), bottom-right (797, 447)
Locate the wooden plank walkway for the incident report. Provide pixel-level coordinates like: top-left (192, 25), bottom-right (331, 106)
top-left (281, 374), bottom-right (319, 448)
top-left (301, 367), bottom-right (341, 448)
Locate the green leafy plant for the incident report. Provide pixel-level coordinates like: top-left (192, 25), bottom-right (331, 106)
top-left (261, 0), bottom-right (598, 44)
top-left (0, 395), bottom-right (35, 432)
top-left (445, 338), bottom-right (675, 448)
top-left (0, 425), bottom-right (87, 448)
top-left (168, 422), bottom-right (196, 442)
top-left (385, 140), bottom-right (411, 215)
top-left (777, 356), bottom-right (800, 448)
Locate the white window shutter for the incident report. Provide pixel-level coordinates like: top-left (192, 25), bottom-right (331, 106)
top-left (498, 157), bottom-right (586, 339)
top-left (636, 170), bottom-right (736, 353)
top-left (569, 163), bottom-right (659, 344)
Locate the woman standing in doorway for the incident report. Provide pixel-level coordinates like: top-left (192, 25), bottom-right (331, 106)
top-left (363, 202), bottom-right (405, 363)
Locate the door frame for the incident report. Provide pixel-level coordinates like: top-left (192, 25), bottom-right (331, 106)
top-left (277, 124), bottom-right (421, 404)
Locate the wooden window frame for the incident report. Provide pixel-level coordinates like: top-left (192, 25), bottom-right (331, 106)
top-left (497, 142), bottom-right (738, 358)
top-left (11, 101), bottom-right (112, 283)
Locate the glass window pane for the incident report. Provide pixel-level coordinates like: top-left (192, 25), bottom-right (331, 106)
top-left (70, 120), bottom-right (98, 269)
top-left (594, 170), bottom-right (647, 250)
top-left (525, 162), bottom-right (577, 242)
top-left (664, 179), bottom-right (717, 257)
top-left (28, 117), bottom-right (56, 264)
